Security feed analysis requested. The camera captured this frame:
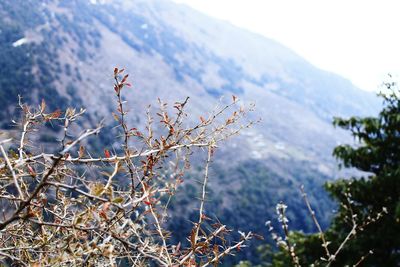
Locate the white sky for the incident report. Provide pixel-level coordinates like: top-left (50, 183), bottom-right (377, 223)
top-left (173, 0), bottom-right (400, 91)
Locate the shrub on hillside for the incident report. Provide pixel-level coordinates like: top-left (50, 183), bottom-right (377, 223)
top-left (0, 69), bottom-right (255, 266)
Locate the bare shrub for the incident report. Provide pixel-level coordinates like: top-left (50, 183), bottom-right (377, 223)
top-left (0, 68), bottom-right (255, 266)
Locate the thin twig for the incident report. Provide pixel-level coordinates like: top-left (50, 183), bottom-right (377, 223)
top-left (353, 250), bottom-right (373, 267)
top-left (0, 145), bottom-right (24, 199)
top-left (194, 145), bottom-right (213, 245)
top-left (300, 185), bottom-right (331, 259)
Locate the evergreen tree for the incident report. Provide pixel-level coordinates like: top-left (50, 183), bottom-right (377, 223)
top-left (266, 82), bottom-right (400, 266)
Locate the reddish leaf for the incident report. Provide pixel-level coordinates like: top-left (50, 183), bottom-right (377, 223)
top-left (104, 149), bottom-right (111, 158)
top-left (226, 117), bottom-right (234, 125)
top-left (201, 213), bottom-right (211, 221)
top-left (121, 74), bottom-right (129, 84)
top-left (50, 109), bottom-right (62, 119)
top-left (99, 210), bottom-right (108, 220)
top-left (27, 206), bottom-right (36, 218)
top-left (102, 202), bottom-right (111, 213)
top-left (27, 165), bottom-right (36, 177)
top-left (133, 130), bottom-right (143, 137)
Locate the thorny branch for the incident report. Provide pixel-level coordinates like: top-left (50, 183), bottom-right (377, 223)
top-left (0, 68), bottom-right (254, 266)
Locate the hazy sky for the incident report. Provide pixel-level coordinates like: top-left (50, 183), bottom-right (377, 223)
top-left (173, 0), bottom-right (400, 91)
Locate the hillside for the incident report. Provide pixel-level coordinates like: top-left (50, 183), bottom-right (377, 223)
top-left (0, 0), bottom-right (380, 264)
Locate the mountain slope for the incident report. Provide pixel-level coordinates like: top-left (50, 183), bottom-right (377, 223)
top-left (0, 0), bottom-right (380, 264)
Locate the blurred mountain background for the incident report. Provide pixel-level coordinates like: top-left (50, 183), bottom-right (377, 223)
top-left (0, 0), bottom-right (380, 264)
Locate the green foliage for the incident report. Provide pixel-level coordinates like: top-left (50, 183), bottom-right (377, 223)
top-left (325, 86), bottom-right (400, 266)
top-left (265, 84), bottom-right (400, 266)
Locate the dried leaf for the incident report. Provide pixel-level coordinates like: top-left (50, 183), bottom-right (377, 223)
top-left (112, 112), bottom-right (120, 122)
top-left (78, 145), bottom-right (85, 158)
top-left (75, 216), bottom-right (83, 225)
top-left (92, 184), bottom-right (105, 196)
top-left (40, 99), bottom-right (46, 112)
top-left (213, 244), bottom-right (219, 256)
top-left (190, 228), bottom-right (196, 247)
